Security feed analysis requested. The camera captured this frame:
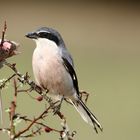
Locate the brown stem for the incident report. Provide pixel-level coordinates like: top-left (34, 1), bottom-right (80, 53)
top-left (0, 21), bottom-right (7, 46)
top-left (5, 62), bottom-right (45, 95)
top-left (10, 79), bottom-right (17, 140)
top-left (20, 127), bottom-right (42, 138)
top-left (0, 73), bottom-right (16, 89)
top-left (20, 117), bottom-right (60, 133)
top-left (9, 101), bottom-right (16, 140)
top-left (13, 106), bottom-right (51, 139)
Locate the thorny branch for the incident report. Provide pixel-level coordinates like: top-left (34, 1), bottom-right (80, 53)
top-left (0, 22), bottom-right (90, 140)
top-left (5, 62), bottom-right (44, 95)
top-left (0, 22), bottom-right (77, 139)
top-left (0, 62), bottom-right (77, 140)
top-left (13, 105), bottom-right (51, 139)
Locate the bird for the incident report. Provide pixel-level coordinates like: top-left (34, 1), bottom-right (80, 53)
top-left (26, 27), bottom-right (103, 133)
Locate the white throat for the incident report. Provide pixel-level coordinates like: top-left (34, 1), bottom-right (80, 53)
top-left (33, 38), bottom-right (61, 59)
top-left (35, 38), bottom-right (57, 49)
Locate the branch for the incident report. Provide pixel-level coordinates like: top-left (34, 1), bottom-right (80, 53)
top-left (4, 62), bottom-right (44, 95)
top-left (0, 73), bottom-right (16, 89)
top-left (20, 116), bottom-right (60, 133)
top-left (0, 21), bottom-right (7, 46)
top-left (20, 127), bottom-right (42, 138)
top-left (1, 61), bottom-right (76, 140)
top-left (0, 22), bottom-right (77, 139)
top-left (13, 105), bottom-right (51, 139)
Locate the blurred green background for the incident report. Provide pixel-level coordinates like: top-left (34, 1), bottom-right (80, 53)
top-left (0, 0), bottom-right (140, 140)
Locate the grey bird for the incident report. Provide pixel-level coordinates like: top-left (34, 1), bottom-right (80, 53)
top-left (26, 27), bottom-right (103, 133)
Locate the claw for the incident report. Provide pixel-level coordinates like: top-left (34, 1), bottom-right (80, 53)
top-left (53, 96), bottom-right (64, 115)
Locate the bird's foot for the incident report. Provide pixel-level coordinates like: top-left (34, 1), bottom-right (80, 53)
top-left (53, 96), bottom-right (64, 115)
top-left (53, 103), bottom-right (61, 115)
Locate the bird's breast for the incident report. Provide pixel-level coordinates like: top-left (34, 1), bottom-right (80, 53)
top-left (32, 44), bottom-right (74, 98)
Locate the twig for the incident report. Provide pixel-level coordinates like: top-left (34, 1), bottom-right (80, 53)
top-left (4, 62), bottom-right (44, 95)
top-left (13, 105), bottom-right (51, 139)
top-left (0, 23), bottom-right (77, 139)
top-left (20, 127), bottom-right (42, 138)
top-left (9, 78), bottom-right (17, 140)
top-left (20, 116), bottom-right (60, 133)
top-left (0, 73), bottom-right (17, 126)
top-left (9, 101), bottom-right (16, 140)
top-left (0, 73), bottom-right (16, 89)
top-left (0, 21), bottom-right (7, 46)
top-left (1, 61), bottom-right (76, 139)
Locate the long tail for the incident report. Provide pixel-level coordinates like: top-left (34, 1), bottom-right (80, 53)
top-left (71, 98), bottom-right (103, 133)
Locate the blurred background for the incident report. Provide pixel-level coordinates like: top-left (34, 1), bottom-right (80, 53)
top-left (0, 0), bottom-right (140, 140)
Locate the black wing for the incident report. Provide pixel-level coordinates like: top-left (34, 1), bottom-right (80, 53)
top-left (62, 57), bottom-right (79, 96)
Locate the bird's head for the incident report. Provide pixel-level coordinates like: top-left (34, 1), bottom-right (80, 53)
top-left (26, 27), bottom-right (63, 46)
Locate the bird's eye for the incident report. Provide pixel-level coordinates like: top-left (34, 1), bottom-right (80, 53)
top-left (38, 32), bottom-right (47, 38)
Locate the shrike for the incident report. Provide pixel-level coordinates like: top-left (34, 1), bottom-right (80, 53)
top-left (26, 27), bottom-right (102, 133)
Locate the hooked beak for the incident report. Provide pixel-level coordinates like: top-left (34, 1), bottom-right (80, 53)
top-left (25, 32), bottom-right (38, 39)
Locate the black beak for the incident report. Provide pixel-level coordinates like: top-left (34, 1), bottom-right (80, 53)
top-left (25, 32), bottom-right (38, 39)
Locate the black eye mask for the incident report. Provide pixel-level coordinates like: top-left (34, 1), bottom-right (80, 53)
top-left (38, 32), bottom-right (59, 45)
